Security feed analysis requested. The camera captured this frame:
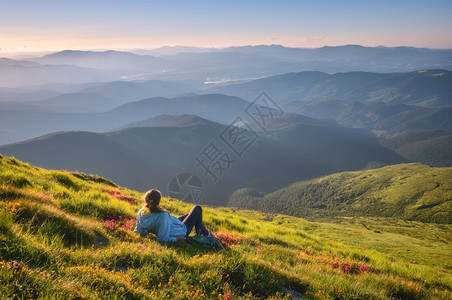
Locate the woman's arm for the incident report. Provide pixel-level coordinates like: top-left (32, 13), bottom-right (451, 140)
top-left (133, 210), bottom-right (148, 236)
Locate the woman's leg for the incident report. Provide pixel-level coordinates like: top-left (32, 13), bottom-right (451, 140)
top-left (179, 205), bottom-right (209, 236)
top-left (177, 214), bottom-right (188, 221)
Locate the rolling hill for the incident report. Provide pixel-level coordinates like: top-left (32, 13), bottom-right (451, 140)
top-left (381, 130), bottom-right (452, 167)
top-left (204, 70), bottom-right (452, 136)
top-left (0, 155), bottom-right (451, 299)
top-left (0, 114), bottom-right (404, 205)
top-left (2, 67), bottom-right (451, 144)
top-left (206, 69), bottom-right (452, 107)
top-left (288, 99), bottom-right (452, 136)
top-left (0, 94), bottom-right (250, 145)
top-left (228, 163), bottom-right (452, 224)
top-left (117, 114), bottom-right (225, 130)
top-left (106, 94), bottom-right (249, 125)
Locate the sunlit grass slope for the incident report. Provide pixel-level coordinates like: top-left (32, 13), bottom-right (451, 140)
top-left (229, 163), bottom-right (452, 224)
top-left (0, 155), bottom-right (451, 299)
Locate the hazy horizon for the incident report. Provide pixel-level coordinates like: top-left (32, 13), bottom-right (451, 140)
top-left (4, 43), bottom-right (452, 60)
top-left (1, 0), bottom-right (451, 57)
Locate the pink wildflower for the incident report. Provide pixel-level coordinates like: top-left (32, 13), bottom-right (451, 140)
top-left (257, 250), bottom-right (261, 254)
top-left (344, 264), bottom-right (350, 271)
top-left (270, 249), bottom-right (274, 252)
top-left (359, 265), bottom-right (370, 271)
top-left (224, 293), bottom-right (231, 299)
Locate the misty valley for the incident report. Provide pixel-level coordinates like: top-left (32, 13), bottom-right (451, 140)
top-left (1, 46), bottom-right (451, 207)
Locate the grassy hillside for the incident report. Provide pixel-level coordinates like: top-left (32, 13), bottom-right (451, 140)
top-left (229, 164), bottom-right (452, 224)
top-left (1, 155), bottom-right (451, 299)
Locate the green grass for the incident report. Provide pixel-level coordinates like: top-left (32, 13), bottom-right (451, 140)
top-left (0, 155), bottom-right (451, 299)
top-left (229, 163), bottom-right (452, 224)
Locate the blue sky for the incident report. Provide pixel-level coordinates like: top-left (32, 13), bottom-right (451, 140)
top-left (0, 0), bottom-right (451, 53)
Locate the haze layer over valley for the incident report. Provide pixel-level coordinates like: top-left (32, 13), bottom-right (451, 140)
top-left (1, 45), bottom-right (451, 206)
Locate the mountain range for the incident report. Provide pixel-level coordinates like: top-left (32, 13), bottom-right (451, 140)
top-left (1, 68), bottom-right (451, 145)
top-left (0, 114), bottom-right (404, 205)
top-left (206, 69), bottom-right (452, 107)
top-left (0, 94), bottom-right (248, 145)
top-left (1, 45), bottom-right (451, 212)
top-left (288, 100), bottom-right (452, 137)
top-left (2, 45), bottom-right (451, 88)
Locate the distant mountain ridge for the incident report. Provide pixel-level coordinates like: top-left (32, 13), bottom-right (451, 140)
top-left (204, 70), bottom-right (452, 136)
top-left (32, 50), bottom-right (166, 71)
top-left (2, 67), bottom-right (452, 144)
top-left (0, 94), bottom-right (249, 145)
top-left (0, 61), bottom-right (123, 88)
top-left (3, 44), bottom-right (451, 87)
top-left (206, 69), bottom-right (452, 107)
top-left (288, 99), bottom-right (452, 137)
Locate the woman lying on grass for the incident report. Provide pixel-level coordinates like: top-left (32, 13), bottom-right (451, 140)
top-left (134, 189), bottom-right (211, 242)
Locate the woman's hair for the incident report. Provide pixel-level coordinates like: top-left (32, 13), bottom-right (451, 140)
top-left (143, 189), bottom-right (165, 213)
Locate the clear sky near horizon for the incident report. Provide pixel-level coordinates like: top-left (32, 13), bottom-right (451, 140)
top-left (1, 0), bottom-right (451, 55)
